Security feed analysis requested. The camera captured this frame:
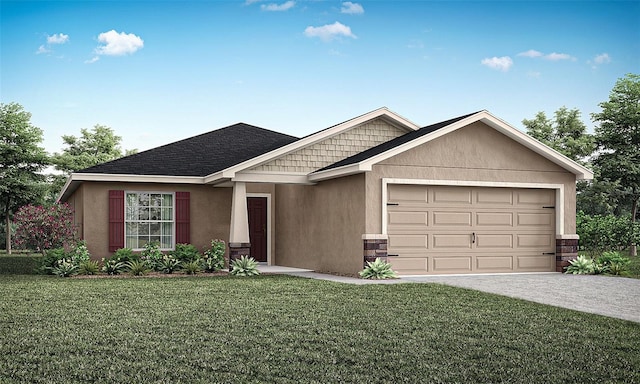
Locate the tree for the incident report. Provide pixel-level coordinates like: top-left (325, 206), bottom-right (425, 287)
top-left (522, 106), bottom-right (595, 164)
top-left (592, 73), bottom-right (640, 255)
top-left (0, 102), bottom-right (49, 254)
top-left (13, 203), bottom-right (76, 255)
top-left (49, 124), bottom-right (136, 201)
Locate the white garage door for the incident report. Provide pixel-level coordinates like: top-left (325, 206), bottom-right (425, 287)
top-left (387, 185), bottom-right (556, 275)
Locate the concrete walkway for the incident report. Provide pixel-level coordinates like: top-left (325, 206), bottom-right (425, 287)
top-left (259, 266), bottom-right (640, 323)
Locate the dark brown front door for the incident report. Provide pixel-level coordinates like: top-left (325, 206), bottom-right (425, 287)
top-left (247, 197), bottom-right (268, 262)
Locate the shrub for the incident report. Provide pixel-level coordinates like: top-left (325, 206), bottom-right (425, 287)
top-left (597, 251), bottom-right (631, 276)
top-left (68, 241), bottom-right (91, 266)
top-left (359, 258), bottom-right (398, 279)
top-left (101, 258), bottom-right (127, 275)
top-left (230, 255), bottom-right (260, 276)
top-left (39, 248), bottom-right (68, 275)
top-left (140, 242), bottom-right (164, 271)
top-left (126, 260), bottom-right (150, 276)
top-left (171, 243), bottom-right (201, 263)
top-left (13, 203), bottom-right (76, 255)
top-left (203, 239), bottom-right (226, 272)
top-left (183, 260), bottom-right (202, 275)
top-left (565, 255), bottom-right (595, 275)
top-left (0, 254), bottom-right (43, 275)
top-left (112, 248), bottom-right (139, 263)
top-left (577, 212), bottom-right (640, 255)
top-left (51, 258), bottom-right (78, 277)
top-left (157, 255), bottom-right (181, 274)
top-left (78, 260), bottom-right (100, 275)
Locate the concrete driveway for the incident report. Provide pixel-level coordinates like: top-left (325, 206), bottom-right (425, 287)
top-left (403, 273), bottom-right (640, 323)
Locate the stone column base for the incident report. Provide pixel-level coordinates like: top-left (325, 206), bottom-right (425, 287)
top-left (229, 242), bottom-right (251, 271)
top-left (363, 234), bottom-right (388, 268)
top-left (556, 237), bottom-right (579, 272)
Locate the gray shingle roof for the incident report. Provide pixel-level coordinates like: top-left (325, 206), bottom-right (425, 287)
top-left (77, 123), bottom-right (299, 177)
top-left (316, 112), bottom-right (479, 172)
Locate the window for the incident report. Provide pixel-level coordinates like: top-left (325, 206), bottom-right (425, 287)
top-left (125, 192), bottom-right (174, 250)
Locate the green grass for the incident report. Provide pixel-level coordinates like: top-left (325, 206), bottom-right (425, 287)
top-left (1, 275), bottom-right (638, 383)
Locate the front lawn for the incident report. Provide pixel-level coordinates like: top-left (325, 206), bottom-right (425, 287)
top-left (1, 275), bottom-right (638, 383)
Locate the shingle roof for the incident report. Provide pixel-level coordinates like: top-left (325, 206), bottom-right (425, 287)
top-left (77, 123), bottom-right (299, 176)
top-left (316, 112), bottom-right (479, 172)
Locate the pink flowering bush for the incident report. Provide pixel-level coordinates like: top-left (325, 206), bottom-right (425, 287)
top-left (13, 203), bottom-right (76, 255)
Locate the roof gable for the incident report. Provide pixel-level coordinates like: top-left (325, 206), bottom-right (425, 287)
top-left (77, 123), bottom-right (299, 177)
top-left (309, 110), bottom-right (594, 181)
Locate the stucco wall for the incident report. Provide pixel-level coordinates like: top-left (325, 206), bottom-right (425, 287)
top-left (66, 182), bottom-right (232, 260)
top-left (365, 122), bottom-right (578, 234)
top-left (275, 174), bottom-right (366, 275)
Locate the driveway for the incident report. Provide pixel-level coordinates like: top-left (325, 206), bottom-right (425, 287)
top-left (403, 273), bottom-right (640, 323)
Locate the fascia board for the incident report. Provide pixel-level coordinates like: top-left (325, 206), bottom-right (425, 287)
top-left (70, 173), bottom-right (205, 184)
top-left (307, 164), bottom-right (364, 182)
top-left (205, 107), bottom-right (420, 180)
top-left (232, 171), bottom-right (315, 184)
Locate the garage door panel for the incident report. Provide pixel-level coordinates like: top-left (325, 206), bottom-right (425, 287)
top-left (433, 234), bottom-right (472, 249)
top-left (475, 234), bottom-right (513, 248)
top-left (388, 212), bottom-right (428, 226)
top-left (388, 185), bottom-right (428, 202)
top-left (516, 190), bottom-right (555, 206)
top-left (517, 234), bottom-right (554, 248)
top-left (433, 256), bottom-right (472, 272)
top-left (432, 187), bottom-right (472, 205)
top-left (517, 212), bottom-right (554, 227)
top-left (388, 257), bottom-right (428, 273)
top-left (476, 256), bottom-right (513, 271)
top-left (517, 255), bottom-right (553, 270)
top-left (388, 234), bottom-right (428, 249)
top-left (476, 212), bottom-right (513, 227)
top-left (476, 188), bottom-right (513, 205)
top-left (433, 211), bottom-right (472, 226)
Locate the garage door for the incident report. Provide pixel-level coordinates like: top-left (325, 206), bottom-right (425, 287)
top-left (387, 185), bottom-right (556, 275)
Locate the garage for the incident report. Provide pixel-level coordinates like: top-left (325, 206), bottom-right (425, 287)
top-left (386, 184), bottom-right (556, 275)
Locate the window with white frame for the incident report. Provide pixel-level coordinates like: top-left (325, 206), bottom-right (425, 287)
top-left (125, 192), bottom-right (174, 250)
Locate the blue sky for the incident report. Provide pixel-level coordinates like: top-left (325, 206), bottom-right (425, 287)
top-left (2, 0), bottom-right (639, 155)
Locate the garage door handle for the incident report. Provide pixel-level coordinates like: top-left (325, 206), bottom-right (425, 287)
top-left (543, 252), bottom-right (555, 255)
top-left (387, 202), bottom-right (399, 206)
top-left (472, 232), bottom-right (476, 244)
top-left (387, 254), bottom-right (399, 257)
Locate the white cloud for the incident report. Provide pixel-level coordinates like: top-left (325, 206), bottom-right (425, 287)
top-left (85, 56), bottom-right (100, 64)
top-left (95, 30), bottom-right (144, 56)
top-left (35, 45), bottom-right (50, 54)
top-left (594, 53), bottom-right (611, 64)
top-left (304, 22), bottom-right (356, 41)
top-left (245, 0), bottom-right (262, 4)
top-left (261, 1), bottom-right (295, 11)
top-left (517, 49), bottom-right (542, 58)
top-left (544, 52), bottom-right (575, 61)
top-left (481, 56), bottom-right (513, 72)
top-left (341, 2), bottom-right (364, 14)
top-left (47, 33), bottom-right (69, 44)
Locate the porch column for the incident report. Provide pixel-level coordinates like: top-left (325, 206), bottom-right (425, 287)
top-left (363, 234), bottom-right (388, 267)
top-left (229, 182), bottom-right (251, 269)
top-left (556, 234), bottom-right (579, 272)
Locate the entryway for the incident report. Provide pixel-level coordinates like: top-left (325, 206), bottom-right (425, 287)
top-left (247, 196), bottom-right (268, 262)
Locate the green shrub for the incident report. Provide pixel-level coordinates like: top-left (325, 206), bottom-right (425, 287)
top-left (0, 254), bottom-right (43, 275)
top-left (157, 255), bottom-right (181, 274)
top-left (140, 242), bottom-right (164, 271)
top-left (577, 212), bottom-right (640, 255)
top-left (565, 255), bottom-right (595, 275)
top-left (359, 258), bottom-right (398, 279)
top-left (230, 255), bottom-right (260, 276)
top-left (112, 247), bottom-right (139, 263)
top-left (183, 260), bottom-right (202, 275)
top-left (51, 259), bottom-right (79, 277)
top-left (597, 251), bottom-right (631, 276)
top-left (203, 239), bottom-right (226, 272)
top-left (126, 260), bottom-right (150, 276)
top-left (171, 243), bottom-right (201, 263)
top-left (40, 248), bottom-right (68, 275)
top-left (101, 258), bottom-right (127, 275)
top-left (69, 241), bottom-right (91, 265)
top-left (78, 260), bottom-right (100, 275)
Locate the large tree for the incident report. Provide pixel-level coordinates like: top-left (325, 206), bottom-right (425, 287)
top-left (592, 73), bottom-right (640, 255)
top-left (0, 102), bottom-right (49, 254)
top-left (522, 106), bottom-right (595, 164)
top-left (49, 124), bottom-right (136, 201)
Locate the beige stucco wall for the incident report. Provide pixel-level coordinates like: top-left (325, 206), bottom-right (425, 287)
top-left (275, 174), bottom-right (366, 275)
top-left (365, 122), bottom-right (578, 234)
top-left (66, 182), bottom-right (233, 260)
top-left (251, 118), bottom-right (407, 173)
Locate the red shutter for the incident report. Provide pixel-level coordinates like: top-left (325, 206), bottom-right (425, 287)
top-left (108, 190), bottom-right (125, 252)
top-left (175, 191), bottom-right (190, 244)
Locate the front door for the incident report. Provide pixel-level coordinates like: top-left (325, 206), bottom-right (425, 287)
top-left (247, 197), bottom-right (268, 262)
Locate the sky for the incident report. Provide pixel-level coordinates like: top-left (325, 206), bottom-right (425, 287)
top-left (1, 0), bottom-right (639, 156)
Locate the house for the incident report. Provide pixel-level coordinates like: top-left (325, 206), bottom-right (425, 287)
top-left (58, 108), bottom-right (593, 275)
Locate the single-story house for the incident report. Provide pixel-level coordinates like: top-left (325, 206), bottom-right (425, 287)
top-left (58, 108), bottom-right (593, 275)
